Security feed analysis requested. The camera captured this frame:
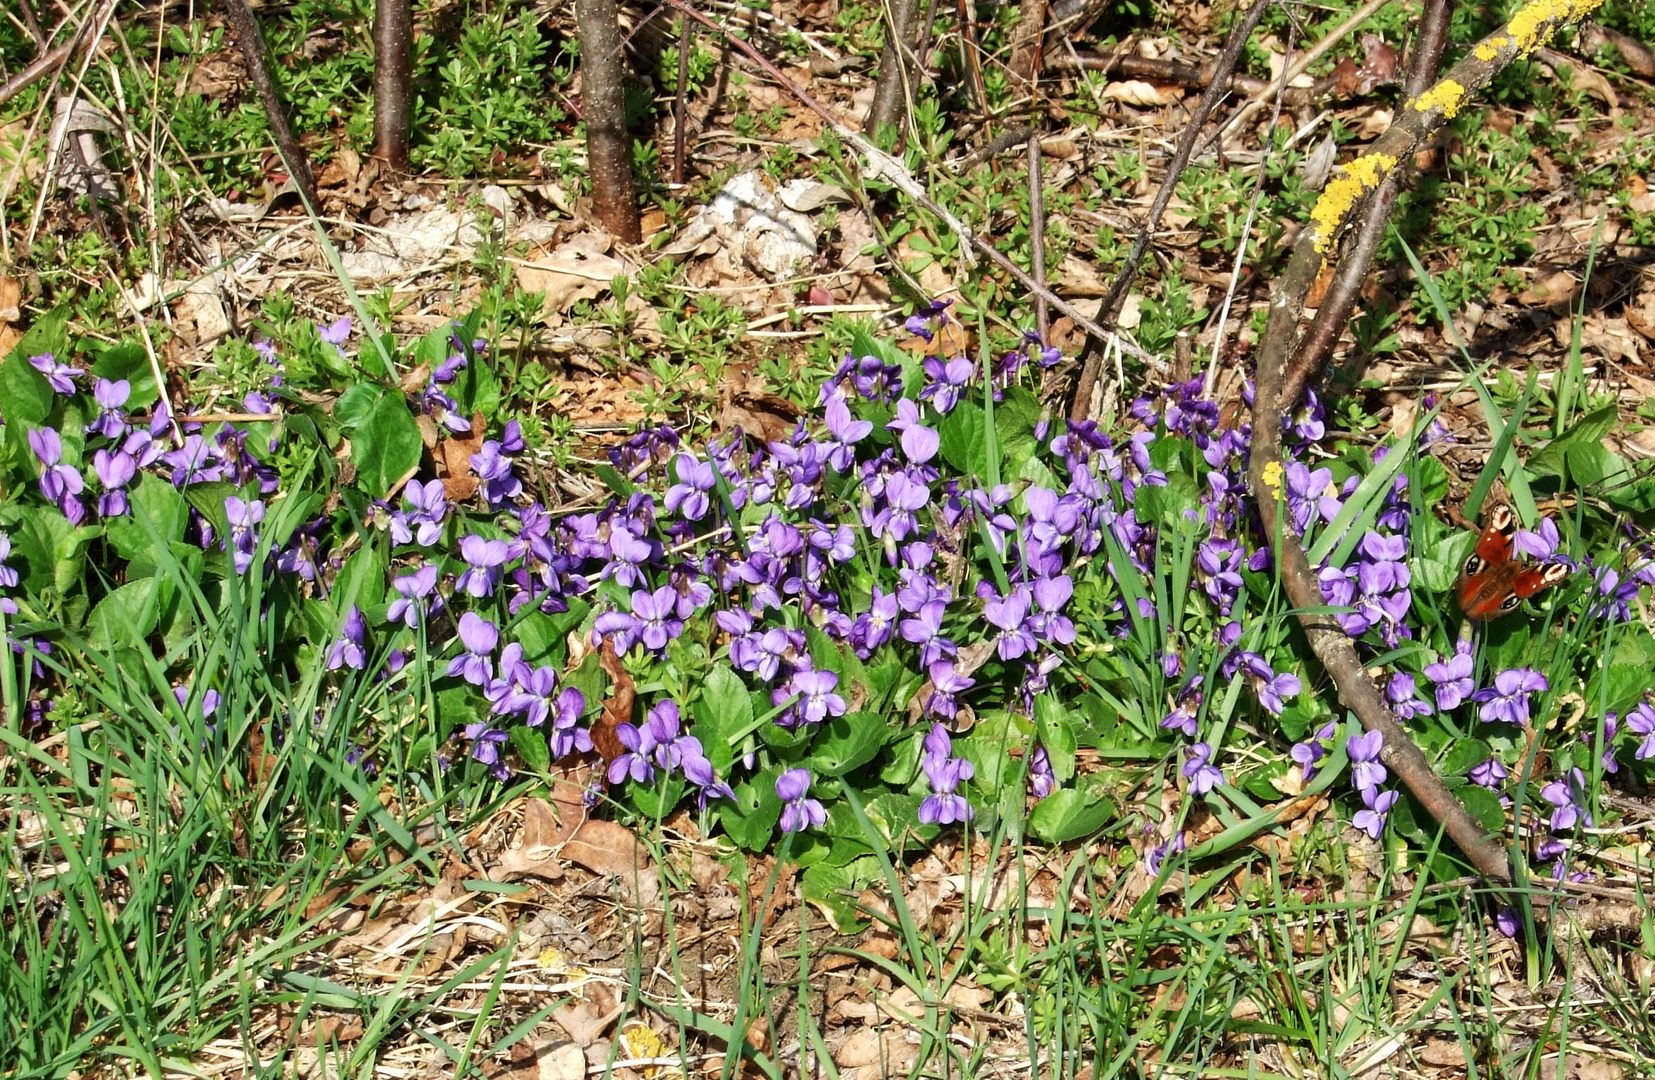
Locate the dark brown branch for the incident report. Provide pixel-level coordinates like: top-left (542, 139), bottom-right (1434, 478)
top-left (372, 0), bottom-right (414, 170)
top-left (577, 0), bottom-right (642, 243)
top-left (1028, 133), bottom-right (1048, 340)
top-left (1069, 0), bottom-right (1273, 421)
top-left (0, 39), bottom-right (73, 108)
top-left (864, 0), bottom-right (922, 139)
top-left (1247, 1), bottom-right (1607, 888)
top-left (672, 16), bottom-right (691, 186)
top-left (1284, 0), bottom-right (1452, 408)
top-left (220, 0), bottom-right (318, 209)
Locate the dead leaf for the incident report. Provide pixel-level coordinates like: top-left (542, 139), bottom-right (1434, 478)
top-left (1517, 270), bottom-right (1579, 309)
top-left (1100, 79), bottom-right (1180, 107)
top-left (593, 639), bottom-right (634, 763)
top-left (0, 275), bottom-right (20, 323)
top-left (515, 233), bottom-right (627, 317)
top-left (562, 818), bottom-right (648, 877)
top-left (552, 1000), bottom-right (622, 1047)
top-left (493, 798), bottom-right (572, 881)
top-left (436, 412), bottom-right (487, 502)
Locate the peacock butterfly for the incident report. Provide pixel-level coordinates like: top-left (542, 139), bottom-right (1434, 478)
top-left (1455, 505), bottom-right (1569, 621)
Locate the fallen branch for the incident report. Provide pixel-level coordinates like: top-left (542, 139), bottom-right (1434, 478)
top-left (1246, 0), bottom-right (1611, 888)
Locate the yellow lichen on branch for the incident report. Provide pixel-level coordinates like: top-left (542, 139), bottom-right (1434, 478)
top-left (1508, 0), bottom-right (1608, 55)
top-left (1308, 153), bottom-right (1398, 253)
top-left (1410, 79), bottom-right (1467, 118)
top-left (1474, 36), bottom-right (1510, 61)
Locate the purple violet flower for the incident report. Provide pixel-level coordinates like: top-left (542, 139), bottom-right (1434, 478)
top-left (1471, 668), bottom-right (1548, 725)
top-left (387, 564), bottom-right (440, 627)
top-left (327, 606), bottom-right (368, 671)
top-left (1352, 786), bottom-right (1398, 840)
top-left (224, 496), bottom-right (264, 574)
top-left (777, 767), bottom-right (827, 832)
top-left (456, 534), bottom-right (514, 597)
top-left (918, 723), bottom-right (975, 825)
top-left (1385, 672), bottom-right (1431, 721)
top-left (665, 453), bottom-right (719, 521)
top-left (87, 378), bottom-right (131, 439)
top-left (1183, 743), bottom-right (1224, 795)
top-left (784, 667), bottom-right (846, 727)
top-left (1540, 768), bottom-right (1591, 832)
top-left (30, 352), bottom-right (83, 394)
top-left (92, 448), bottom-right (136, 517)
top-left (1626, 701), bottom-right (1655, 760)
top-left (1423, 638), bottom-right (1476, 711)
top-left (446, 612), bottom-right (498, 685)
top-left (1348, 730), bottom-right (1387, 794)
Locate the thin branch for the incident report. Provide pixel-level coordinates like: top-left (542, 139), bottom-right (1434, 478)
top-left (1284, 0), bottom-right (1453, 410)
top-left (0, 39), bottom-right (72, 108)
top-left (1028, 132), bottom-right (1048, 340)
top-left (672, 16), bottom-right (691, 186)
top-left (1246, 0), bottom-right (1607, 889)
top-left (219, 0), bottom-right (318, 209)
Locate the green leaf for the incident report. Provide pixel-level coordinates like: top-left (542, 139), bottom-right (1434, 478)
top-left (1528, 405), bottom-right (1617, 479)
top-left (88, 576), bottom-right (170, 647)
top-left (1033, 694), bottom-right (1077, 781)
top-left (351, 390), bottom-right (422, 498)
top-left (717, 774), bottom-right (781, 850)
top-left (0, 351), bottom-right (54, 429)
top-left (801, 857), bottom-right (880, 933)
top-left (510, 726), bottom-right (552, 774)
top-left (89, 343), bottom-right (158, 409)
top-left (937, 400), bottom-right (986, 476)
top-left (106, 473), bottom-right (189, 563)
top-left (334, 382), bottom-right (384, 430)
top-left (695, 664), bottom-right (753, 772)
top-left (808, 713), bottom-right (887, 776)
top-left (1029, 789), bottom-right (1112, 842)
top-left (1440, 738), bottom-right (1491, 776)
top-left (1456, 785), bottom-right (1506, 835)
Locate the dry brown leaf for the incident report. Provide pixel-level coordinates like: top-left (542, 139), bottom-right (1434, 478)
top-left (552, 1001), bottom-right (620, 1047)
top-left (436, 412), bottom-right (487, 502)
top-left (1100, 79), bottom-right (1180, 107)
top-left (0, 275), bottom-right (20, 323)
top-left (1517, 270), bottom-right (1578, 309)
top-left (515, 234), bottom-right (626, 317)
top-left (593, 639), bottom-right (634, 763)
top-left (562, 818), bottom-right (648, 877)
top-left (492, 798), bottom-right (573, 881)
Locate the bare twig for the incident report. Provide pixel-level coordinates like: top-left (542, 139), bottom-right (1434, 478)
top-left (864, 0), bottom-right (921, 139)
top-left (1285, 0), bottom-right (1452, 409)
top-left (1246, 0), bottom-right (1609, 888)
top-left (576, 0), bottom-right (642, 243)
top-left (1218, 0), bottom-right (1393, 143)
top-left (372, 0), bottom-right (414, 170)
top-left (672, 16), bottom-right (691, 186)
top-left (1070, 0), bottom-right (1272, 421)
top-left (1028, 133), bottom-right (1048, 339)
top-left (220, 0), bottom-right (319, 209)
top-left (0, 39), bottom-right (73, 108)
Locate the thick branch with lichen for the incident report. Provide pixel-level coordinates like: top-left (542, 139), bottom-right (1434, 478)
top-left (1246, 0), bottom-right (1606, 887)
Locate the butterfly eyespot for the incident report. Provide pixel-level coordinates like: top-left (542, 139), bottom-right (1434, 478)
top-left (1463, 555), bottom-right (1486, 577)
top-left (1487, 505), bottom-right (1515, 532)
top-left (1541, 562), bottom-right (1569, 585)
top-left (1498, 594), bottom-right (1522, 613)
